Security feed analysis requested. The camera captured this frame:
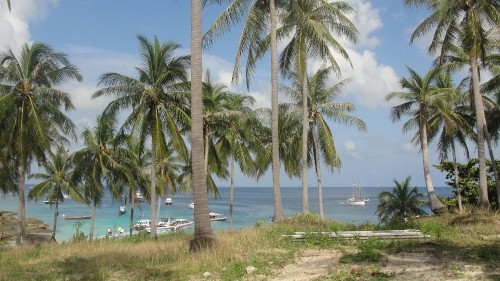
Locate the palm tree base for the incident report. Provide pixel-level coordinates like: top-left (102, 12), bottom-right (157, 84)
top-left (429, 192), bottom-right (448, 213)
top-left (189, 237), bottom-right (218, 253)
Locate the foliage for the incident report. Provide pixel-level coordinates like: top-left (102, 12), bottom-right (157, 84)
top-left (72, 221), bottom-right (87, 242)
top-left (434, 158), bottom-right (499, 209)
top-left (376, 176), bottom-right (428, 224)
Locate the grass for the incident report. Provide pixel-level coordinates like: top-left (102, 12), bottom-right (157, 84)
top-left (0, 212), bottom-right (498, 281)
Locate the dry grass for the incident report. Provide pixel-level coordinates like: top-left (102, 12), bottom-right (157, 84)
top-left (0, 212), bottom-right (498, 281)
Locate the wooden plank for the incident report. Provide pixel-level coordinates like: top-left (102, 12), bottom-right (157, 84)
top-left (282, 229), bottom-right (430, 240)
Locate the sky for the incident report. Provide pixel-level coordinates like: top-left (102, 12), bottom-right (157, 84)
top-left (1, 0), bottom-right (491, 189)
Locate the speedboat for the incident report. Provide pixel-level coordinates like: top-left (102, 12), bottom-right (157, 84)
top-left (209, 212), bottom-right (227, 221)
top-left (118, 206), bottom-right (127, 215)
top-left (188, 202), bottom-right (194, 209)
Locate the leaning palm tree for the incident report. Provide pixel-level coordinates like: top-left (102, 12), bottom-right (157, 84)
top-left (404, 0), bottom-right (500, 209)
top-left (71, 114), bottom-right (137, 240)
top-left (28, 146), bottom-right (87, 242)
top-left (281, 67), bottom-right (366, 218)
top-left (203, 0), bottom-right (285, 222)
top-left (0, 42), bottom-right (81, 245)
top-left (386, 66), bottom-right (449, 213)
top-left (275, 0), bottom-right (358, 213)
top-left (93, 35), bottom-right (190, 237)
top-left (376, 176), bottom-right (428, 224)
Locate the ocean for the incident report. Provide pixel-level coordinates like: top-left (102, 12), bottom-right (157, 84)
top-left (0, 185), bottom-right (454, 242)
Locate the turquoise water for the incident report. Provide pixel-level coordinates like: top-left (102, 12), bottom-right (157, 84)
top-left (0, 185), bottom-right (454, 242)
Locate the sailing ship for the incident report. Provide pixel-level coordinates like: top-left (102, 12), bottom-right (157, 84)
top-left (347, 179), bottom-right (366, 206)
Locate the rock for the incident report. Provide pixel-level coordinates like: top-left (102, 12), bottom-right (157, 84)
top-left (203, 272), bottom-right (211, 278)
top-left (246, 266), bottom-right (257, 275)
top-left (351, 265), bottom-right (361, 276)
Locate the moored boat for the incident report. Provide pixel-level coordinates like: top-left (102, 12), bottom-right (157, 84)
top-left (347, 179), bottom-right (366, 206)
top-left (188, 202), bottom-right (194, 209)
top-left (63, 214), bottom-right (92, 220)
top-left (209, 212), bottom-right (227, 221)
top-left (118, 206), bottom-right (127, 215)
top-left (165, 198), bottom-right (172, 205)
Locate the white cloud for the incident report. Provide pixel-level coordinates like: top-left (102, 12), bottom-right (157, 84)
top-left (0, 0), bottom-right (58, 52)
top-left (344, 139), bottom-right (362, 159)
top-left (346, 0), bottom-right (383, 49)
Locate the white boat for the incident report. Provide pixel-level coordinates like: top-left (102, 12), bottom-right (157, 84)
top-left (209, 212), bottom-right (227, 221)
top-left (165, 198), bottom-right (172, 205)
top-left (188, 202), bottom-right (194, 209)
top-left (145, 218), bottom-right (193, 233)
top-left (134, 219), bottom-right (151, 229)
top-left (118, 206), bottom-right (127, 215)
top-left (135, 192), bottom-right (145, 202)
top-left (347, 179), bottom-right (366, 206)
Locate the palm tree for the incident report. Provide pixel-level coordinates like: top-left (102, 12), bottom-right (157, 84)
top-left (281, 67), bottom-right (366, 218)
top-left (0, 42), bottom-right (81, 245)
top-left (93, 35), bottom-right (190, 237)
top-left (431, 73), bottom-right (474, 212)
top-left (376, 176), bottom-right (427, 223)
top-left (71, 114), bottom-right (137, 240)
top-left (190, 0), bottom-right (216, 252)
top-left (28, 146), bottom-right (87, 242)
top-left (274, 0), bottom-right (358, 213)
top-left (386, 66), bottom-right (449, 213)
top-left (404, 0), bottom-right (500, 209)
top-left (436, 39), bottom-right (500, 207)
top-left (216, 93), bottom-right (261, 227)
top-left (203, 0), bottom-right (285, 222)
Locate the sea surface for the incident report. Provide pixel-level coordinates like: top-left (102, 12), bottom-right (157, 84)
top-left (0, 185), bottom-right (454, 242)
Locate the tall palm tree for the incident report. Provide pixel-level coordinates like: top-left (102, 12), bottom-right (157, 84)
top-left (386, 66), bottom-right (449, 213)
top-left (0, 42), bottom-right (81, 245)
top-left (190, 0), bottom-right (216, 251)
top-left (404, 0), bottom-right (500, 209)
top-left (28, 146), bottom-right (87, 242)
top-left (376, 176), bottom-right (427, 223)
top-left (281, 67), bottom-right (366, 218)
top-left (275, 0), bottom-right (358, 213)
top-left (216, 93), bottom-right (261, 227)
top-left (203, 0), bottom-right (285, 222)
top-left (71, 114), bottom-right (137, 240)
top-left (93, 35), bottom-right (190, 237)
top-left (431, 73), bottom-right (474, 212)
top-left (436, 39), bottom-right (500, 206)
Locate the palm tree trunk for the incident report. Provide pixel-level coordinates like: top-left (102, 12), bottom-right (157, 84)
top-left (420, 115), bottom-right (447, 212)
top-left (469, 49), bottom-right (489, 209)
top-left (50, 196), bottom-right (59, 242)
top-left (16, 165), bottom-right (26, 245)
top-left (190, 0), bottom-right (215, 252)
top-left (156, 195), bottom-right (162, 224)
top-left (483, 121), bottom-right (500, 206)
top-left (311, 124), bottom-right (324, 218)
top-left (229, 150), bottom-right (235, 229)
top-left (452, 145), bottom-right (463, 213)
top-left (301, 68), bottom-right (309, 214)
top-left (129, 187), bottom-right (135, 236)
top-left (89, 203), bottom-right (96, 241)
top-left (150, 149), bottom-right (157, 238)
top-left (270, 0), bottom-right (284, 222)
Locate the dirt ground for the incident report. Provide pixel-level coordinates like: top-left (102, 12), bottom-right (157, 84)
top-left (260, 246), bottom-right (500, 281)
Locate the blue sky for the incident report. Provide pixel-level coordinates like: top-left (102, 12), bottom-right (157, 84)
top-left (1, 0), bottom-right (482, 189)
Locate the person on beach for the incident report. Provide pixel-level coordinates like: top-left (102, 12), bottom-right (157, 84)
top-left (107, 228), bottom-right (113, 237)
